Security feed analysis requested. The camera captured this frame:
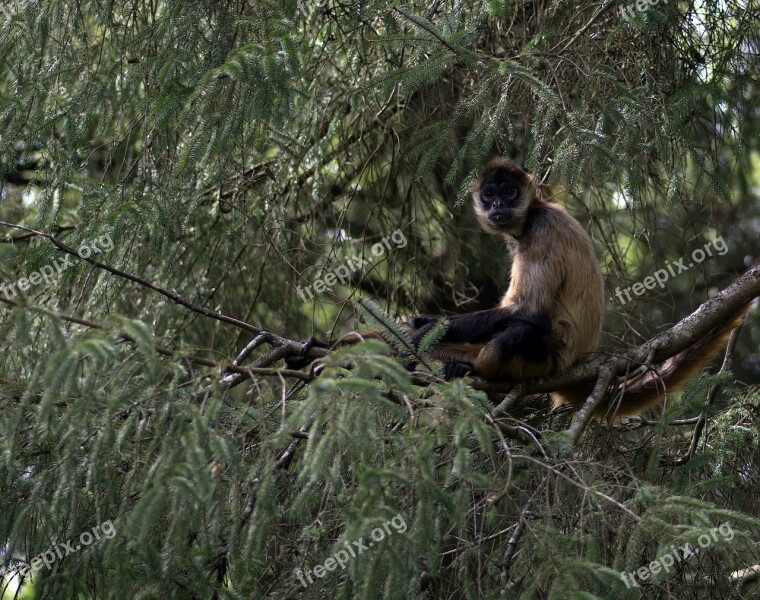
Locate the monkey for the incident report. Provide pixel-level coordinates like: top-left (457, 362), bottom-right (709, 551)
top-left (401, 157), bottom-right (604, 406)
top-left (287, 157), bottom-right (748, 418)
top-left (404, 157), bottom-right (748, 416)
top-left (408, 158), bottom-right (604, 380)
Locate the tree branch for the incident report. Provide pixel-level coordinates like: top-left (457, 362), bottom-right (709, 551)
top-left (0, 221), bottom-right (331, 368)
top-left (0, 221), bottom-right (262, 335)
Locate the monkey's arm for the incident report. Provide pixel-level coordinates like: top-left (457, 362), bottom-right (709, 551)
top-left (408, 308), bottom-right (551, 347)
top-left (408, 218), bottom-right (562, 350)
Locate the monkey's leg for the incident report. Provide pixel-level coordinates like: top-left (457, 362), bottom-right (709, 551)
top-left (473, 320), bottom-right (553, 379)
top-left (426, 321), bottom-right (552, 380)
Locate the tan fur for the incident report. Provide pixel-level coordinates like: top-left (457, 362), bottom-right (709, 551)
top-left (429, 158), bottom-right (605, 392)
top-left (424, 157), bottom-right (746, 417)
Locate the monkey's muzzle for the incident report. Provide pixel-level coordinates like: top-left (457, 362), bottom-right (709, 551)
top-left (487, 211), bottom-right (513, 226)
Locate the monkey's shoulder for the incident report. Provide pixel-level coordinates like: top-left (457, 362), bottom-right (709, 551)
top-left (524, 200), bottom-right (588, 241)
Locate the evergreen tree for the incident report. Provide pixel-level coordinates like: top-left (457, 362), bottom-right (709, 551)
top-left (0, 0), bottom-right (759, 597)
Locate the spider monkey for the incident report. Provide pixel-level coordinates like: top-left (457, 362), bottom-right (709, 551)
top-left (405, 157), bottom-right (747, 415)
top-left (288, 158), bottom-right (747, 417)
top-left (404, 157), bottom-right (604, 394)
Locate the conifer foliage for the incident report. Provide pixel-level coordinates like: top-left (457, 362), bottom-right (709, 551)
top-left (0, 1), bottom-right (759, 598)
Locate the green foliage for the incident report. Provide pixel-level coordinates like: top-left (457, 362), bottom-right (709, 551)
top-left (0, 0), bottom-right (759, 598)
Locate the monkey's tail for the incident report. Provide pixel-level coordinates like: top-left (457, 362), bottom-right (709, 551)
top-left (555, 305), bottom-right (750, 418)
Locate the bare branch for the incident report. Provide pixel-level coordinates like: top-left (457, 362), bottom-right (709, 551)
top-left (0, 221), bottom-right (262, 335)
top-left (567, 366), bottom-right (616, 444)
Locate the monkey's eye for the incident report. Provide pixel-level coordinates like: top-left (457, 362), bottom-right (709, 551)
top-left (503, 187), bottom-right (518, 200)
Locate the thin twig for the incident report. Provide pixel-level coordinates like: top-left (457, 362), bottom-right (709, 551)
top-left (357, 297), bottom-right (434, 372)
top-left (392, 7), bottom-right (462, 56)
top-left (501, 478), bottom-right (548, 590)
top-left (0, 221), bottom-right (262, 335)
top-left (554, 1), bottom-right (614, 55)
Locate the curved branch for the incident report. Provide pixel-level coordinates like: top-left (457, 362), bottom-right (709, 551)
top-left (0, 221), bottom-right (263, 335)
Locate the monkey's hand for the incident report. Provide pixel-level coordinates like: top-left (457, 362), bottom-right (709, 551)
top-left (284, 337), bottom-right (330, 370)
top-left (406, 315), bottom-right (438, 330)
top-left (405, 315), bottom-right (447, 349)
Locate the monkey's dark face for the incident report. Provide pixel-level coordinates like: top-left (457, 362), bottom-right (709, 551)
top-left (478, 172), bottom-right (523, 228)
top-left (472, 170), bottom-right (532, 238)
top-left (470, 158), bottom-right (535, 237)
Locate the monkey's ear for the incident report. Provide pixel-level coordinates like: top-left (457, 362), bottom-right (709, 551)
top-left (467, 177), bottom-right (482, 195)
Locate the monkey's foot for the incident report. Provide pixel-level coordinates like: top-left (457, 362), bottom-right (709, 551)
top-left (442, 362), bottom-right (474, 380)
